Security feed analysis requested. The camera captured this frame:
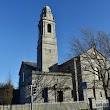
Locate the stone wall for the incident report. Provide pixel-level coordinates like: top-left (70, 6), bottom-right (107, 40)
top-left (32, 71), bottom-right (73, 103)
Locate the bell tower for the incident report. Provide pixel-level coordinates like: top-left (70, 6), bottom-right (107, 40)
top-left (37, 5), bottom-right (58, 72)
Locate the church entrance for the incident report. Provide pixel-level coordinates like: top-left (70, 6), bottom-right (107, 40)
top-left (57, 90), bottom-right (63, 102)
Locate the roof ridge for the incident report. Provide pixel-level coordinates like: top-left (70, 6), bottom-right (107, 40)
top-left (23, 61), bottom-right (36, 63)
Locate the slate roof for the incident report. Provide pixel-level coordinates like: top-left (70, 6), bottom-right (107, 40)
top-left (22, 61), bottom-right (37, 68)
top-left (19, 61), bottom-right (37, 75)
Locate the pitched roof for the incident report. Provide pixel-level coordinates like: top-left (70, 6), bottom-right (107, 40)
top-left (19, 61), bottom-right (37, 75)
top-left (22, 61), bottom-right (37, 68)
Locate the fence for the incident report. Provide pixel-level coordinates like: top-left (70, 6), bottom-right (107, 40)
top-left (0, 101), bottom-right (90, 110)
top-left (0, 100), bottom-right (109, 110)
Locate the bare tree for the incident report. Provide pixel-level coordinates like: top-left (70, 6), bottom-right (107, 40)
top-left (0, 81), bottom-right (13, 105)
top-left (70, 29), bottom-right (110, 99)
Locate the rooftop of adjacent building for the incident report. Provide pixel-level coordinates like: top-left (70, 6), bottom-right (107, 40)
top-left (19, 61), bottom-right (37, 75)
top-left (22, 61), bottom-right (37, 68)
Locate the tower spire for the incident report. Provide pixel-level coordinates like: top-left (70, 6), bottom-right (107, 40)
top-left (37, 5), bottom-right (58, 72)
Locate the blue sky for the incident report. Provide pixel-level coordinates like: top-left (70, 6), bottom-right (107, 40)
top-left (0, 0), bottom-right (110, 88)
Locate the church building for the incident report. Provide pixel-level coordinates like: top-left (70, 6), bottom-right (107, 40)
top-left (19, 5), bottom-right (107, 104)
top-left (19, 5), bottom-right (73, 104)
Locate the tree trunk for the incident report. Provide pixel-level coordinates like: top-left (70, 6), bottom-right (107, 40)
top-left (104, 88), bottom-right (108, 99)
top-left (103, 84), bottom-right (108, 99)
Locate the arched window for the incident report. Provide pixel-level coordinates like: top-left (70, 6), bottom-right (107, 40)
top-left (47, 24), bottom-right (51, 33)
